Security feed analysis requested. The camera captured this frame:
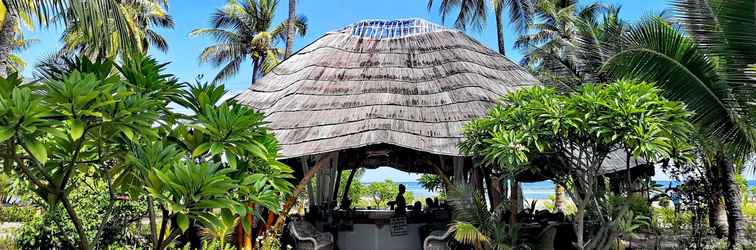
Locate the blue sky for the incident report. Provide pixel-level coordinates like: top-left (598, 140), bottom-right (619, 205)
top-left (16, 0), bottom-right (754, 181)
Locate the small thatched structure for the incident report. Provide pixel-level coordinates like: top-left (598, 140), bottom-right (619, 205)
top-left (234, 19), bottom-right (651, 218)
top-left (235, 19), bottom-right (539, 161)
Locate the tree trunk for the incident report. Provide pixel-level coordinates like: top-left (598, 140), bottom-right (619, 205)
top-left (494, 8), bottom-right (506, 56)
top-left (0, 14), bottom-right (17, 78)
top-left (574, 199), bottom-right (587, 250)
top-left (285, 0), bottom-right (296, 58)
top-left (510, 179), bottom-right (519, 224)
top-left (272, 153), bottom-right (337, 234)
top-left (61, 192), bottom-right (90, 250)
top-left (340, 169), bottom-right (358, 209)
top-left (483, 168), bottom-right (500, 210)
top-left (251, 59), bottom-right (259, 85)
top-left (717, 152), bottom-right (746, 249)
top-left (147, 197), bottom-right (160, 250)
top-left (706, 165), bottom-right (729, 238)
top-left (555, 184), bottom-right (565, 212)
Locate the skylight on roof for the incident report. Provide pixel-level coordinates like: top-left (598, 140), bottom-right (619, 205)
top-left (335, 18), bottom-right (449, 39)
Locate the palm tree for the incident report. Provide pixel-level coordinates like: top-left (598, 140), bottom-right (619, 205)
top-left (515, 0), bottom-right (611, 89)
top-left (285, 0), bottom-right (296, 58)
top-left (427, 0), bottom-right (533, 56)
top-left (5, 16), bottom-right (38, 72)
top-left (446, 185), bottom-right (521, 250)
top-left (60, 0), bottom-right (174, 57)
top-left (192, 0), bottom-right (307, 84)
top-left (603, 1), bottom-right (756, 248)
top-left (0, 0), bottom-right (164, 76)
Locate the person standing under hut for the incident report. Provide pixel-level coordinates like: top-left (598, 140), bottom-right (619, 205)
top-left (394, 184), bottom-right (407, 216)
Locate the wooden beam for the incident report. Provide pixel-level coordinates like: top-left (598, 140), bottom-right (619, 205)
top-left (272, 152), bottom-right (338, 234)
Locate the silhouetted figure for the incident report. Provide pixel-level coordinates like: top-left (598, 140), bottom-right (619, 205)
top-left (424, 197), bottom-right (435, 212)
top-left (395, 184), bottom-right (407, 216)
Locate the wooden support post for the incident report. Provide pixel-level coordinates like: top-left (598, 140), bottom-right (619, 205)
top-left (332, 169), bottom-right (342, 207)
top-left (302, 158), bottom-right (316, 207)
top-left (272, 152), bottom-right (338, 234)
top-left (453, 156), bottom-right (465, 186)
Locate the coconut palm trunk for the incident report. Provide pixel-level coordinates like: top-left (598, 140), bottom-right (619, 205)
top-left (706, 164), bottom-right (729, 238)
top-left (285, 0), bottom-right (296, 58)
top-left (0, 14), bottom-right (17, 77)
top-left (717, 152), bottom-right (746, 249)
top-left (494, 7), bottom-right (506, 55)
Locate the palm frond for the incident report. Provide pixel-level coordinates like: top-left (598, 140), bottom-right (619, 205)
top-left (602, 17), bottom-right (754, 160)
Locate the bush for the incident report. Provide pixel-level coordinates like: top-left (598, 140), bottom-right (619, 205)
top-left (15, 178), bottom-right (147, 249)
top-left (0, 206), bottom-right (37, 223)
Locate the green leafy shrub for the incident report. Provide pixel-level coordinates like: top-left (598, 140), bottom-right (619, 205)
top-left (15, 179), bottom-right (146, 249)
top-left (0, 206), bottom-right (37, 223)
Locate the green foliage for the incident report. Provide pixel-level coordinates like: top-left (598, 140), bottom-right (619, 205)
top-left (462, 80), bottom-right (693, 248)
top-left (366, 180), bottom-right (402, 208)
top-left (651, 207), bottom-right (693, 232)
top-left (0, 54), bottom-right (293, 249)
top-left (447, 184), bottom-right (522, 250)
top-left (542, 195), bottom-right (576, 215)
top-left (336, 169), bottom-right (365, 206)
top-left (418, 174), bottom-right (442, 192)
top-left (15, 178), bottom-right (146, 249)
top-left (0, 206), bottom-right (36, 222)
top-left (191, 0), bottom-right (308, 83)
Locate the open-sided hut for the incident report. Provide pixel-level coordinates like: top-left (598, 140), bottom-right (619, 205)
top-left (234, 18), bottom-right (650, 250)
top-left (235, 17), bottom-right (539, 185)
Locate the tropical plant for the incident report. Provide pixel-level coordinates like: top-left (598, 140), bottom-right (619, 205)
top-left (461, 80), bottom-right (693, 250)
top-left (602, 1), bottom-right (756, 247)
top-left (6, 19), bottom-right (37, 72)
top-left (418, 174), bottom-right (443, 193)
top-left (516, 0), bottom-right (618, 89)
top-left (447, 185), bottom-right (521, 250)
top-left (0, 0), bottom-right (169, 76)
top-left (0, 54), bottom-right (178, 249)
top-left (60, 0), bottom-right (174, 57)
top-left (366, 180), bottom-right (399, 208)
top-left (192, 0), bottom-right (307, 84)
top-left (337, 168), bottom-right (365, 207)
top-left (427, 0), bottom-right (533, 56)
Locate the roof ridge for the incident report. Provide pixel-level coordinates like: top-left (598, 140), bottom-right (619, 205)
top-left (329, 18), bottom-right (455, 39)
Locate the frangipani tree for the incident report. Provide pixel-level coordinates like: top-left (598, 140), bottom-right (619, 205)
top-left (461, 80), bottom-right (693, 250)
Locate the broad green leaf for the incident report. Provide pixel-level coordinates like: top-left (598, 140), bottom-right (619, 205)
top-left (70, 120), bottom-right (85, 141)
top-left (192, 143), bottom-right (211, 158)
top-left (24, 140), bottom-right (47, 165)
top-left (176, 212), bottom-right (189, 232)
top-left (0, 127), bottom-right (13, 143)
top-left (122, 127), bottom-right (135, 141)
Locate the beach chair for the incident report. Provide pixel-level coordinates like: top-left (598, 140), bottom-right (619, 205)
top-left (289, 219), bottom-right (334, 250)
top-left (423, 230), bottom-right (452, 250)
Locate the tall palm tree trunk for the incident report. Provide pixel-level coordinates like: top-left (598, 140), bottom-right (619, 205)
top-left (706, 164), bottom-right (729, 238)
top-left (494, 8), bottom-right (506, 55)
top-left (251, 59), bottom-right (260, 84)
top-left (717, 151), bottom-right (746, 249)
top-left (0, 14), bottom-right (17, 78)
top-left (285, 0), bottom-right (296, 58)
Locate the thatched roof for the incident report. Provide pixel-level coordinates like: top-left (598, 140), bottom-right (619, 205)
top-left (235, 18), bottom-right (540, 159)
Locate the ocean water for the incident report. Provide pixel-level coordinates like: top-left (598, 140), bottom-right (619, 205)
top-left (371, 180), bottom-right (756, 201)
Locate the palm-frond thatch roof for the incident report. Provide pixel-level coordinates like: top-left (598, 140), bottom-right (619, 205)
top-left (235, 18), bottom-right (540, 159)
